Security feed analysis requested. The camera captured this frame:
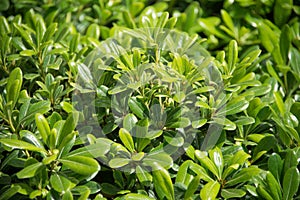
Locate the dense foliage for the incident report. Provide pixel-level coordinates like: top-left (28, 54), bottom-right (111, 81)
top-left (0, 0), bottom-right (299, 199)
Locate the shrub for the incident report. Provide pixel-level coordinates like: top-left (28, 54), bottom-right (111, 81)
top-left (0, 0), bottom-right (299, 199)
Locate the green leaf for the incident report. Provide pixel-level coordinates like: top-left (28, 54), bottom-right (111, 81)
top-left (252, 135), bottom-right (277, 162)
top-left (6, 67), bottom-right (22, 108)
top-left (70, 33), bottom-right (80, 53)
top-left (190, 163), bottom-right (213, 182)
top-left (86, 23), bottom-right (101, 39)
top-left (50, 173), bottom-right (74, 193)
top-left (123, 113), bottom-right (138, 132)
top-left (268, 153), bottom-right (283, 182)
top-left (175, 160), bottom-right (193, 188)
top-left (227, 40), bottom-right (238, 74)
top-left (59, 156), bottom-right (100, 176)
top-left (258, 22), bottom-right (278, 53)
top-left (123, 193), bottom-right (155, 200)
top-left (100, 183), bottom-right (121, 196)
top-left (184, 174), bottom-right (201, 199)
top-left (200, 180), bottom-right (220, 200)
top-left (0, 0), bottom-right (9, 12)
top-left (282, 167), bottom-right (299, 200)
top-left (274, 0), bottom-right (293, 27)
top-left (20, 49), bottom-right (36, 56)
top-left (195, 150), bottom-right (219, 178)
top-left (266, 172), bottom-right (281, 200)
top-left (58, 112), bottom-right (79, 144)
top-left (229, 150), bottom-right (251, 166)
top-left (136, 165), bottom-right (152, 185)
top-left (68, 142), bottom-right (110, 158)
top-left (0, 16), bottom-right (10, 35)
top-left (257, 185), bottom-right (273, 200)
top-left (183, 2), bottom-right (199, 32)
top-left (128, 97), bottom-right (147, 119)
top-left (62, 190), bottom-right (73, 200)
top-left (280, 25), bottom-right (292, 64)
top-left (19, 100), bottom-right (51, 126)
top-left (42, 153), bottom-right (57, 165)
top-left (42, 23), bottom-right (57, 43)
top-left (58, 132), bottom-right (76, 157)
top-left (16, 162), bottom-right (44, 179)
top-left (143, 152), bottom-right (173, 169)
top-left (0, 138), bottom-right (47, 153)
top-left (48, 128), bottom-right (57, 150)
top-left (122, 11), bottom-right (135, 29)
top-left (221, 188), bottom-right (246, 199)
top-left (289, 47), bottom-right (300, 80)
top-left (152, 162), bottom-right (175, 200)
top-left (192, 119), bottom-right (207, 128)
top-left (283, 149), bottom-right (298, 173)
top-left (35, 113), bottom-right (50, 144)
top-left (222, 97), bottom-right (249, 116)
top-left (0, 185), bottom-right (21, 200)
top-left (108, 158), bottom-right (130, 168)
top-left (20, 130), bottom-right (44, 150)
top-left (13, 23), bottom-right (35, 48)
top-left (234, 116), bottom-right (255, 126)
top-left (274, 92), bottom-right (286, 116)
top-left (119, 128), bottom-right (135, 152)
top-left (209, 147), bottom-right (224, 178)
top-left (225, 166), bottom-right (261, 187)
top-left (60, 102), bottom-right (74, 113)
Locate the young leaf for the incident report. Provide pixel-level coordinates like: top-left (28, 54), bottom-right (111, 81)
top-left (184, 174), bottom-right (201, 199)
top-left (35, 113), bottom-right (50, 144)
top-left (57, 112), bottom-right (79, 144)
top-left (152, 162), bottom-right (175, 200)
top-left (227, 40), bottom-right (238, 74)
top-left (119, 128), bottom-right (135, 152)
top-left (209, 147), bottom-right (224, 178)
top-left (175, 160), bottom-right (193, 188)
top-left (195, 150), bottom-right (219, 178)
top-left (108, 158), bottom-right (130, 168)
top-left (6, 67), bottom-right (22, 108)
top-left (200, 180), bottom-right (220, 200)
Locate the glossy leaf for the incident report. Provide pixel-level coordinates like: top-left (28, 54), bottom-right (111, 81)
top-left (0, 139), bottom-right (47, 154)
top-left (50, 173), bottom-right (74, 193)
top-left (35, 113), bottom-right (50, 144)
top-left (283, 167), bottom-right (299, 200)
top-left (16, 162), bottom-right (44, 179)
top-left (225, 166), bottom-right (261, 187)
top-left (59, 156), bottom-right (100, 176)
top-left (221, 188), bottom-right (246, 199)
top-left (152, 162), bottom-right (175, 200)
top-left (200, 180), bottom-right (220, 200)
top-left (119, 128), bottom-right (135, 152)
